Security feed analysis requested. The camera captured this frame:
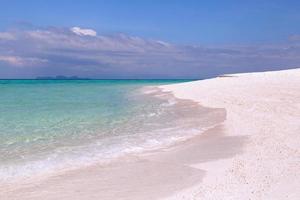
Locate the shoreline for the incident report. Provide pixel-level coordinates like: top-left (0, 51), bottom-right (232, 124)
top-left (1, 68), bottom-right (300, 199)
top-left (0, 86), bottom-right (224, 185)
top-left (1, 85), bottom-right (228, 200)
top-left (2, 124), bottom-right (243, 200)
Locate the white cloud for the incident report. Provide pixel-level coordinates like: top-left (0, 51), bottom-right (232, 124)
top-left (0, 32), bottom-right (16, 40)
top-left (71, 27), bottom-right (97, 37)
top-left (0, 55), bottom-right (47, 67)
top-left (0, 26), bottom-right (299, 78)
top-left (0, 56), bottom-right (24, 66)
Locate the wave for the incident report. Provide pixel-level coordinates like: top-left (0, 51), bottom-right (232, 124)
top-left (0, 86), bottom-right (225, 183)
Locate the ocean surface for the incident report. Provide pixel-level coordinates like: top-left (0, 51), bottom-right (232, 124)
top-left (0, 79), bottom-right (220, 182)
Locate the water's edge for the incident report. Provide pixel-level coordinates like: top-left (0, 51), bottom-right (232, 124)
top-left (0, 84), bottom-right (226, 185)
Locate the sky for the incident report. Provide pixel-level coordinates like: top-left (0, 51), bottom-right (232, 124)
top-left (0, 0), bottom-right (300, 78)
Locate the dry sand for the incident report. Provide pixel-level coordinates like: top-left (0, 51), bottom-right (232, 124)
top-left (1, 68), bottom-right (299, 199)
top-left (160, 68), bottom-right (300, 199)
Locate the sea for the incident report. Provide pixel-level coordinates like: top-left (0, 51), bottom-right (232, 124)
top-left (0, 79), bottom-right (222, 182)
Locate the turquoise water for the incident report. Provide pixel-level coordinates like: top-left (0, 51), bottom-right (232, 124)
top-left (0, 79), bottom-right (219, 182)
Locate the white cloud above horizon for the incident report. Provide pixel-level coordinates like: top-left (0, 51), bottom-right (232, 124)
top-left (0, 25), bottom-right (299, 78)
top-left (71, 27), bottom-right (97, 37)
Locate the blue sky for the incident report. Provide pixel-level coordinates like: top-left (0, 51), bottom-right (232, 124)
top-left (0, 0), bottom-right (300, 78)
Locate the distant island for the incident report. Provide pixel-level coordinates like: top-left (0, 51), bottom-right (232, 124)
top-left (36, 76), bottom-right (90, 80)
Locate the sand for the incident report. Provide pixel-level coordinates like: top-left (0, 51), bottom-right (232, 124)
top-left (160, 68), bottom-right (300, 199)
top-left (1, 68), bottom-right (300, 199)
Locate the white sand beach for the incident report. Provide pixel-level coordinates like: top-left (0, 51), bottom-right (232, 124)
top-left (1, 68), bottom-right (300, 200)
top-left (160, 68), bottom-right (300, 199)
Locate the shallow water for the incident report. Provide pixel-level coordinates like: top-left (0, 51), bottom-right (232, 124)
top-left (0, 79), bottom-right (222, 182)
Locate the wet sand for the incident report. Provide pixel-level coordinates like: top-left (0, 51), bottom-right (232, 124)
top-left (1, 114), bottom-right (246, 200)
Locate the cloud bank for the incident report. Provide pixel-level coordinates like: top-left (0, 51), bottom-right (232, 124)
top-left (0, 26), bottom-right (299, 78)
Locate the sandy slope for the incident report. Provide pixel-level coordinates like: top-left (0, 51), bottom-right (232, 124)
top-left (160, 68), bottom-right (300, 199)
